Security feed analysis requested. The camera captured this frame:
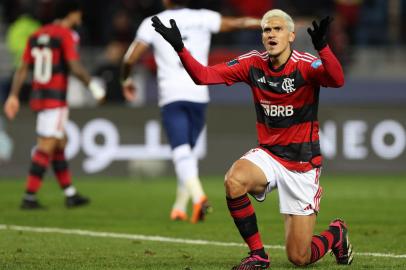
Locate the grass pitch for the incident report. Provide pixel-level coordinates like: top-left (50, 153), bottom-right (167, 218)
top-left (0, 175), bottom-right (405, 269)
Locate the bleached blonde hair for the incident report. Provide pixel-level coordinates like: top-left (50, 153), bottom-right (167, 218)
top-left (261, 9), bottom-right (295, 32)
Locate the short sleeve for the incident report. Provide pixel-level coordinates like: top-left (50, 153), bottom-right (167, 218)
top-left (62, 30), bottom-right (79, 61)
top-left (135, 17), bottom-right (154, 45)
top-left (199, 9), bottom-right (221, 34)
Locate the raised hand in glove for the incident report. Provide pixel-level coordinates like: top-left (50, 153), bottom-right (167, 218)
top-left (151, 16), bottom-right (184, 52)
top-left (307, 16), bottom-right (333, 51)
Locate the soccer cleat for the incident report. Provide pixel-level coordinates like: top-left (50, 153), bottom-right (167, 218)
top-left (170, 209), bottom-right (188, 221)
top-left (190, 196), bottom-right (212, 224)
top-left (329, 219), bottom-right (353, 265)
top-left (65, 194), bottom-right (90, 208)
top-left (231, 252), bottom-right (270, 270)
top-left (20, 199), bottom-right (45, 210)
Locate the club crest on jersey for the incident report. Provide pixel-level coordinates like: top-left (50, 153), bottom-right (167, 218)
top-left (282, 78), bottom-right (296, 93)
top-left (311, 59), bottom-right (322, 69)
top-left (226, 59), bottom-right (239, 66)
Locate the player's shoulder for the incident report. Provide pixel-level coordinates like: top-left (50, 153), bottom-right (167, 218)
top-left (237, 50), bottom-right (269, 62)
top-left (291, 50), bottom-right (321, 68)
top-left (40, 24), bottom-right (77, 39)
top-left (28, 24), bottom-right (70, 44)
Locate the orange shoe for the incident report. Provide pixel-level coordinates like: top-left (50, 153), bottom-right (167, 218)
top-left (170, 209), bottom-right (188, 221)
top-left (190, 196), bottom-right (212, 224)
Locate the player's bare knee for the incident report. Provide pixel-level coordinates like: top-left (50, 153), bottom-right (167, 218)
top-left (37, 137), bottom-right (58, 154)
top-left (57, 137), bottom-right (68, 149)
top-left (37, 144), bottom-right (55, 155)
top-left (286, 244), bottom-right (310, 266)
top-left (287, 253), bottom-right (308, 266)
top-left (224, 170), bottom-right (247, 198)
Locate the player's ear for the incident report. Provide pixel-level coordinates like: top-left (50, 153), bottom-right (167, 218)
top-left (289, 31), bottom-right (295, 43)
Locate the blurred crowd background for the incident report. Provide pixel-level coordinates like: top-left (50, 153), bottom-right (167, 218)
top-left (0, 0), bottom-right (405, 106)
top-left (0, 0), bottom-right (405, 176)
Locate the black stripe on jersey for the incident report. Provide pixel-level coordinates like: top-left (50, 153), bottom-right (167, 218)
top-left (30, 36), bottom-right (62, 48)
top-left (261, 141), bottom-right (321, 162)
top-left (28, 63), bottom-right (67, 75)
top-left (31, 89), bottom-right (66, 101)
top-left (255, 103), bottom-right (317, 128)
top-left (249, 66), bottom-right (306, 94)
top-left (52, 63), bottom-right (69, 74)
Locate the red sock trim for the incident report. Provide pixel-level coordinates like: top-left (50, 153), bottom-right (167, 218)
top-left (310, 230), bottom-right (334, 263)
top-left (246, 232), bottom-right (264, 251)
top-left (33, 150), bottom-right (50, 167)
top-left (26, 175), bottom-right (42, 193)
top-left (26, 150), bottom-right (50, 193)
top-left (52, 150), bottom-right (72, 188)
top-left (55, 170), bottom-right (72, 188)
top-left (320, 230), bottom-right (334, 249)
top-left (227, 195), bottom-right (250, 208)
top-left (230, 205), bottom-right (255, 219)
top-left (53, 149), bottom-right (65, 161)
top-left (227, 195), bottom-right (255, 219)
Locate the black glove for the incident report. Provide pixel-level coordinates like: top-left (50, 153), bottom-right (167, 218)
top-left (307, 16), bottom-right (333, 51)
top-left (151, 16), bottom-right (184, 52)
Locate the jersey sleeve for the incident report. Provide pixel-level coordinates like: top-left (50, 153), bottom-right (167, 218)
top-left (135, 17), bottom-right (153, 45)
top-left (302, 46), bottom-right (344, 88)
top-left (199, 9), bottom-right (221, 34)
top-left (62, 30), bottom-right (80, 61)
top-left (178, 48), bottom-right (250, 86)
top-left (211, 56), bottom-right (251, 85)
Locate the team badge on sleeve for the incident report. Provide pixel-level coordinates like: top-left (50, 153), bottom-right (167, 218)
top-left (311, 59), bottom-right (322, 69)
top-left (226, 59), bottom-right (239, 67)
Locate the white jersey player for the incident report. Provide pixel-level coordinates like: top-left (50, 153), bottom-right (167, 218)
top-left (121, 0), bottom-right (261, 223)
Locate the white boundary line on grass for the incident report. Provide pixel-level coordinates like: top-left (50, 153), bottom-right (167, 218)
top-left (1, 224), bottom-right (405, 259)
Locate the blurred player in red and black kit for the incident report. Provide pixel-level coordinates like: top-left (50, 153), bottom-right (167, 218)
top-left (152, 9), bottom-right (353, 270)
top-left (3, 0), bottom-right (105, 210)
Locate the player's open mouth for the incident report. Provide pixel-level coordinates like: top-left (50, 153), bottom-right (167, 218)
top-left (269, 41), bottom-right (277, 46)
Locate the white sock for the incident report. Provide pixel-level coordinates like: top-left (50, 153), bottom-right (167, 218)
top-left (172, 144), bottom-right (205, 204)
top-left (64, 186), bottom-right (76, 197)
top-left (185, 176), bottom-right (205, 204)
top-left (172, 184), bottom-right (190, 212)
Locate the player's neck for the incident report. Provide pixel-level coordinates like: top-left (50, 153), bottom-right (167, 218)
top-left (269, 48), bottom-right (292, 69)
top-left (55, 19), bottom-right (73, 29)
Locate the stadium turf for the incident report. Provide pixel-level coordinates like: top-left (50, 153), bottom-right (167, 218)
top-left (0, 175), bottom-right (405, 269)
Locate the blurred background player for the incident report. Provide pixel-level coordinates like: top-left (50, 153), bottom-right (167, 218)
top-left (152, 8), bottom-right (352, 269)
top-left (3, 0), bottom-right (106, 209)
top-left (121, 0), bottom-right (261, 223)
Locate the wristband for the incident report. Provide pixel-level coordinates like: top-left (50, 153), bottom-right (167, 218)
top-left (89, 79), bottom-right (106, 100)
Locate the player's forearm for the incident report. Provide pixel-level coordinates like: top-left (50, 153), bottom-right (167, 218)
top-left (120, 62), bottom-right (132, 82)
top-left (9, 66), bottom-right (28, 97)
top-left (318, 46), bottom-right (344, 87)
top-left (69, 60), bottom-right (91, 85)
top-left (178, 48), bottom-right (226, 85)
top-left (121, 41), bottom-right (149, 82)
top-left (220, 17), bottom-right (261, 32)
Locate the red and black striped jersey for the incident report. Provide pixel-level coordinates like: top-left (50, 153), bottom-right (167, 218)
top-left (22, 24), bottom-right (79, 111)
top-left (177, 46), bottom-right (344, 172)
